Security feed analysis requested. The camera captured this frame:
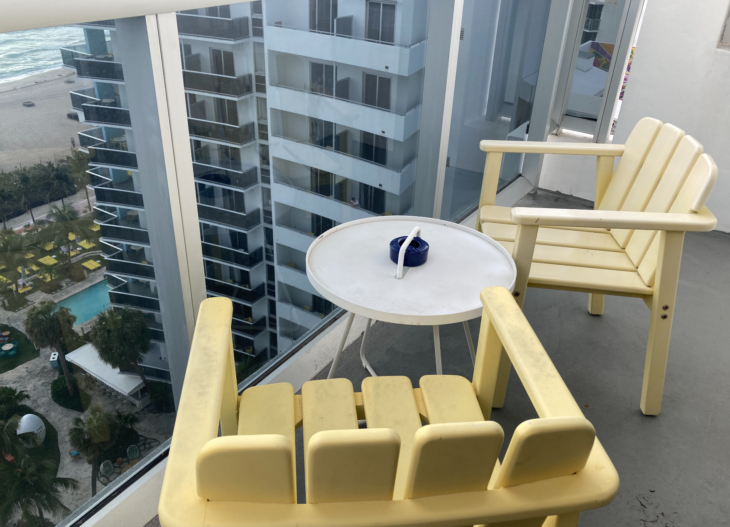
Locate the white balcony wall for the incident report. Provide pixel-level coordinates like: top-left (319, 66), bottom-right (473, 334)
top-left (264, 25), bottom-right (425, 77)
top-left (265, 0), bottom-right (427, 46)
top-left (273, 180), bottom-right (374, 224)
top-left (277, 301), bottom-right (322, 329)
top-left (267, 82), bottom-right (420, 141)
top-left (269, 134), bottom-right (415, 194)
top-left (273, 219), bottom-right (314, 253)
top-left (276, 260), bottom-right (318, 295)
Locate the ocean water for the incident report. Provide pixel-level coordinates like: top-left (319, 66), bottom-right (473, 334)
top-left (0, 26), bottom-right (86, 84)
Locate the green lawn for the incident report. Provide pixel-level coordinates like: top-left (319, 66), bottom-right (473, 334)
top-left (0, 324), bottom-right (40, 374)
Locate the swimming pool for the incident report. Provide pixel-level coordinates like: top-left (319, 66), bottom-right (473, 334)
top-left (56, 280), bottom-right (110, 327)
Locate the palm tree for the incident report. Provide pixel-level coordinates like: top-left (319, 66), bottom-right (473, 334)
top-left (0, 232), bottom-right (33, 294)
top-left (24, 301), bottom-right (76, 397)
top-left (66, 150), bottom-right (92, 212)
top-left (13, 168), bottom-right (39, 225)
top-left (0, 387), bottom-right (30, 420)
top-left (0, 415), bottom-right (25, 460)
top-left (48, 204), bottom-right (94, 269)
top-left (68, 406), bottom-right (110, 497)
top-left (90, 308), bottom-right (151, 387)
top-left (0, 171), bottom-right (18, 231)
top-left (0, 455), bottom-right (78, 526)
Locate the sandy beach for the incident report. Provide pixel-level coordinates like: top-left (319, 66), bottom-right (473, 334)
top-left (0, 67), bottom-right (94, 172)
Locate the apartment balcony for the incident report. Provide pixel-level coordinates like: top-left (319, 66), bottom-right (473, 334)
top-left (269, 134), bottom-right (416, 195)
top-left (206, 279), bottom-right (265, 305)
top-left (275, 259), bottom-right (318, 296)
top-left (276, 300), bottom-right (325, 329)
top-left (231, 315), bottom-right (267, 337)
top-left (105, 252), bottom-right (156, 280)
top-left (98, 217), bottom-right (150, 245)
top-left (88, 143), bottom-right (138, 170)
top-left (82, 101), bottom-right (132, 128)
top-left (272, 179), bottom-right (376, 225)
top-left (74, 57), bottom-right (124, 83)
top-left (265, 23), bottom-right (426, 76)
top-left (60, 44), bottom-right (92, 69)
top-left (188, 118), bottom-right (255, 146)
top-left (93, 180), bottom-right (144, 209)
top-left (77, 126), bottom-right (105, 149)
top-left (202, 243), bottom-right (263, 269)
top-left (183, 70), bottom-right (253, 99)
top-left (197, 203), bottom-right (261, 231)
top-left (70, 87), bottom-right (100, 114)
top-left (268, 83), bottom-right (421, 142)
top-left (146, 320), bottom-right (165, 342)
top-left (108, 282), bottom-right (160, 312)
top-left (176, 13), bottom-right (250, 42)
top-left (193, 163), bottom-right (258, 191)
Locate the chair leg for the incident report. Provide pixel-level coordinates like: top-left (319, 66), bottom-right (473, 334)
top-left (640, 231), bottom-right (684, 416)
top-left (588, 293), bottom-right (604, 315)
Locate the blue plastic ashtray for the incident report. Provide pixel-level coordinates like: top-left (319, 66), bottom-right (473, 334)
top-left (389, 236), bottom-right (429, 267)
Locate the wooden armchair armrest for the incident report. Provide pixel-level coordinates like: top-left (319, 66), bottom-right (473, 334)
top-left (510, 206), bottom-right (717, 232)
top-left (480, 141), bottom-right (625, 156)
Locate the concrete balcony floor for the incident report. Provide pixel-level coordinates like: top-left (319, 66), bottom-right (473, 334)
top-left (120, 191), bottom-right (730, 527)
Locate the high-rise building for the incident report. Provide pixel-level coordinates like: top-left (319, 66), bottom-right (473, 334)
top-left (60, 0), bottom-right (437, 399)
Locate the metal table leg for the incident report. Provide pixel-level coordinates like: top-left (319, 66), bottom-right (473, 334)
top-left (433, 326), bottom-right (443, 375)
top-left (327, 312), bottom-right (355, 379)
top-left (463, 320), bottom-right (476, 365)
top-left (359, 318), bottom-right (377, 376)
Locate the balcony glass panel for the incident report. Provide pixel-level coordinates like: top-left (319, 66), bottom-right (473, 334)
top-left (200, 223), bottom-right (248, 252)
top-left (206, 279), bottom-right (266, 303)
top-left (109, 290), bottom-right (161, 311)
top-left (74, 58), bottom-right (124, 81)
top-left (188, 118), bottom-right (255, 145)
top-left (99, 219), bottom-right (150, 244)
top-left (60, 44), bottom-right (92, 67)
top-left (83, 103), bottom-right (132, 127)
top-left (193, 163), bottom-right (258, 190)
top-left (70, 86), bottom-right (100, 111)
top-left (78, 126), bottom-right (105, 148)
top-left (197, 203), bottom-right (261, 230)
top-left (176, 13), bottom-right (250, 41)
top-left (106, 258), bottom-right (156, 279)
top-left (202, 243), bottom-right (263, 268)
top-left (88, 144), bottom-right (138, 168)
top-left (183, 70), bottom-right (253, 97)
top-left (94, 185), bottom-right (144, 208)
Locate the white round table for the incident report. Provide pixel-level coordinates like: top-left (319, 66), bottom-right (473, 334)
top-left (306, 216), bottom-right (516, 377)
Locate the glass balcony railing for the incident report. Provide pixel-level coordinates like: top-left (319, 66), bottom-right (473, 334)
top-left (74, 58), bottom-right (124, 82)
top-left (193, 163), bottom-right (258, 190)
top-left (106, 258), bottom-right (156, 279)
top-left (83, 103), bottom-right (132, 127)
top-left (176, 13), bottom-right (250, 41)
top-left (88, 144), bottom-right (138, 169)
top-left (201, 243), bottom-right (263, 268)
top-left (231, 316), bottom-right (267, 336)
top-left (60, 45), bottom-right (92, 68)
top-left (197, 203), bottom-right (261, 231)
top-left (147, 324), bottom-right (165, 342)
top-left (99, 219), bottom-right (150, 245)
top-left (183, 70), bottom-right (253, 98)
top-left (188, 118), bottom-right (255, 146)
top-left (94, 184), bottom-right (144, 208)
top-left (78, 126), bottom-right (105, 149)
top-left (70, 87), bottom-right (101, 112)
top-left (75, 20), bottom-right (115, 28)
top-left (206, 279), bottom-right (265, 304)
top-left (109, 289), bottom-right (161, 312)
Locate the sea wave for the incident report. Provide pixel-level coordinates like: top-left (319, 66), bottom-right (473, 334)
top-left (0, 26), bottom-right (86, 84)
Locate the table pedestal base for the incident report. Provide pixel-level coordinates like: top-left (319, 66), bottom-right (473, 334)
top-left (327, 313), bottom-right (476, 378)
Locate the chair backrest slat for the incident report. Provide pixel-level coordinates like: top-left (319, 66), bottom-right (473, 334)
top-left (306, 428), bottom-right (400, 504)
top-left (599, 117), bottom-right (662, 212)
top-left (625, 135), bottom-right (703, 266)
top-left (492, 417), bottom-right (595, 489)
top-left (404, 422), bottom-right (503, 499)
top-left (637, 154), bottom-right (718, 286)
top-left (611, 124), bottom-right (685, 248)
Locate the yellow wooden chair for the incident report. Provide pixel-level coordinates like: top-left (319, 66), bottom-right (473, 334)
top-left (477, 117), bottom-right (718, 415)
top-left (159, 291), bottom-right (618, 527)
